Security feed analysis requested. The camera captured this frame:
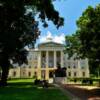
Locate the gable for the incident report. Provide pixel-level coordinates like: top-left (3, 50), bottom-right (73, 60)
top-left (38, 42), bottom-right (64, 48)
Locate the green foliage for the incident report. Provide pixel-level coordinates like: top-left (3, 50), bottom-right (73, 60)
top-left (55, 67), bottom-right (66, 77)
top-left (65, 33), bottom-right (81, 58)
top-left (65, 4), bottom-right (100, 75)
top-left (75, 4), bottom-right (100, 76)
top-left (77, 4), bottom-right (100, 60)
top-left (0, 0), bottom-right (64, 65)
top-left (68, 77), bottom-right (100, 85)
top-left (0, 0), bottom-right (64, 85)
top-left (89, 59), bottom-right (100, 75)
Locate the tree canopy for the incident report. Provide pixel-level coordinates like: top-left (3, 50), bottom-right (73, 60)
top-left (65, 4), bottom-right (100, 76)
top-left (0, 0), bottom-right (64, 86)
top-left (76, 4), bottom-right (100, 76)
top-left (77, 4), bottom-right (100, 61)
top-left (65, 33), bottom-right (81, 58)
top-left (66, 4), bottom-right (100, 61)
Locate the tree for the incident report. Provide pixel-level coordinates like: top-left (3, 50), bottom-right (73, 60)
top-left (0, 0), bottom-right (64, 86)
top-left (76, 4), bottom-right (100, 76)
top-left (76, 5), bottom-right (100, 60)
top-left (65, 33), bottom-right (81, 58)
top-left (65, 4), bottom-right (100, 76)
top-left (65, 33), bottom-right (100, 75)
top-left (55, 64), bottom-right (66, 77)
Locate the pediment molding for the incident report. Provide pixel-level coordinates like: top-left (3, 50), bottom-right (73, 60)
top-left (38, 42), bottom-right (64, 48)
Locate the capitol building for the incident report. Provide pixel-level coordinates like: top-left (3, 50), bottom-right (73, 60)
top-left (8, 32), bottom-right (90, 81)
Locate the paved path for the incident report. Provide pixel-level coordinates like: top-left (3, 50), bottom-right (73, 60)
top-left (54, 84), bottom-right (81, 100)
top-left (55, 84), bottom-right (100, 100)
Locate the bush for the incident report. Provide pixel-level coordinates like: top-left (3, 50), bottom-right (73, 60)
top-left (42, 80), bottom-right (48, 88)
top-left (74, 79), bottom-right (77, 83)
top-left (34, 79), bottom-right (42, 85)
top-left (34, 79), bottom-right (49, 88)
top-left (68, 77), bottom-right (94, 85)
top-left (82, 79), bottom-right (93, 85)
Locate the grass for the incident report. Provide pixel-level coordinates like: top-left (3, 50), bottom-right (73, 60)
top-left (8, 78), bottom-right (34, 83)
top-left (0, 79), bottom-right (69, 100)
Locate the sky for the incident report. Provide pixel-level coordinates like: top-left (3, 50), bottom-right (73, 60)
top-left (36, 0), bottom-right (100, 45)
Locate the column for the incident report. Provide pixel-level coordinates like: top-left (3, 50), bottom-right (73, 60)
top-left (61, 51), bottom-right (64, 68)
top-left (46, 51), bottom-right (49, 80)
top-left (77, 59), bottom-right (81, 77)
top-left (84, 58), bottom-right (89, 77)
top-left (54, 51), bottom-right (57, 68)
top-left (37, 51), bottom-right (41, 79)
top-left (46, 51), bottom-right (49, 68)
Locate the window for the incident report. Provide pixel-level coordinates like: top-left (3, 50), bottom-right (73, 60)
top-left (49, 51), bottom-right (54, 68)
top-left (41, 63), bottom-right (46, 68)
top-left (68, 66), bottom-right (70, 68)
top-left (29, 66), bottom-right (31, 68)
top-left (82, 72), bottom-right (85, 77)
top-left (49, 62), bottom-right (54, 68)
top-left (41, 52), bottom-right (46, 68)
top-left (68, 72), bottom-right (71, 77)
top-left (73, 65), bottom-right (76, 68)
top-left (33, 72), bottom-right (37, 78)
top-left (34, 65), bottom-right (37, 68)
top-left (13, 71), bottom-right (16, 77)
top-left (34, 72), bottom-right (37, 76)
top-left (28, 72), bottom-right (31, 77)
top-left (81, 66), bottom-right (85, 69)
top-left (74, 72), bottom-right (77, 77)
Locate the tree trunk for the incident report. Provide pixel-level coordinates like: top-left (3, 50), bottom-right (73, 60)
top-left (0, 60), bottom-right (10, 86)
top-left (0, 67), bottom-right (9, 86)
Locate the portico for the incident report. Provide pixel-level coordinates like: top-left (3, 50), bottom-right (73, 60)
top-left (37, 49), bottom-right (64, 80)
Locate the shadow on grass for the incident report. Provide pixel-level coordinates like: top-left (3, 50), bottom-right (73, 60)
top-left (0, 82), bottom-right (69, 100)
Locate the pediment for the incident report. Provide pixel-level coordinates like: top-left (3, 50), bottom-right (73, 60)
top-left (38, 42), bottom-right (64, 48)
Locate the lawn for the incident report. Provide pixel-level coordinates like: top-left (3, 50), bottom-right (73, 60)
top-left (0, 79), bottom-right (69, 100)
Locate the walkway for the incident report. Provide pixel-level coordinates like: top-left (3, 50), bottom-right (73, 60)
top-left (55, 84), bottom-right (100, 100)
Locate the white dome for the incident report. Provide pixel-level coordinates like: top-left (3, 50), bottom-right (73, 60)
top-left (46, 31), bottom-right (53, 42)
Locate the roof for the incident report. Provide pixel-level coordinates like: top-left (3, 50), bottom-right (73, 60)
top-left (38, 31), bottom-right (65, 48)
top-left (38, 41), bottom-right (64, 48)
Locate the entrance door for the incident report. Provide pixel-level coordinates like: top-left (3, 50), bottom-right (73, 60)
top-left (49, 71), bottom-right (54, 78)
top-left (41, 70), bottom-right (45, 80)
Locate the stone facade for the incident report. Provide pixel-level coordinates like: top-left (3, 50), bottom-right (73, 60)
top-left (8, 33), bottom-right (90, 80)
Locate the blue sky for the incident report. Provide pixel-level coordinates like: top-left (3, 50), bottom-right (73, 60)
top-left (37, 0), bottom-right (100, 45)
